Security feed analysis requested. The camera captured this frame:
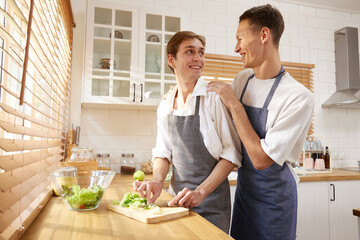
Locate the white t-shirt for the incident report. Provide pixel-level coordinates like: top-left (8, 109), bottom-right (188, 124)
top-left (232, 69), bottom-right (314, 182)
top-left (152, 77), bottom-right (242, 167)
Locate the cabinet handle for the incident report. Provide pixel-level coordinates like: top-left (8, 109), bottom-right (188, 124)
top-left (330, 183), bottom-right (335, 201)
top-left (140, 84), bottom-right (143, 102)
top-left (133, 83), bottom-right (136, 102)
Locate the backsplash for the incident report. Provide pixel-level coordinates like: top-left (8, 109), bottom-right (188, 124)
top-left (72, 0), bottom-right (360, 168)
top-left (80, 107), bottom-right (157, 170)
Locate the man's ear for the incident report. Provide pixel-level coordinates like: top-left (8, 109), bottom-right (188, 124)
top-left (260, 27), bottom-right (270, 44)
top-left (168, 54), bottom-right (175, 69)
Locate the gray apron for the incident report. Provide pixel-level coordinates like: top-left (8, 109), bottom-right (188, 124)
top-left (167, 95), bottom-right (231, 233)
top-left (230, 67), bottom-right (297, 240)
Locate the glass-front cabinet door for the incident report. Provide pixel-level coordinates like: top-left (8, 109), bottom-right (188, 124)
top-left (84, 1), bottom-right (138, 104)
top-left (138, 10), bottom-right (184, 105)
top-left (83, 1), bottom-right (184, 106)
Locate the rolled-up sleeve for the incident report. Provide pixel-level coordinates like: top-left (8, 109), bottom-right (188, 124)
top-left (210, 93), bottom-right (242, 167)
top-left (152, 103), bottom-right (172, 163)
top-left (261, 92), bottom-right (314, 166)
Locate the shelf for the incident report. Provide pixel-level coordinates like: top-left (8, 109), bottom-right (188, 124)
top-left (146, 41), bottom-right (161, 45)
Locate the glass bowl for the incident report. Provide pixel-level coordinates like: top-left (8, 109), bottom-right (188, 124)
top-left (50, 170), bottom-right (116, 211)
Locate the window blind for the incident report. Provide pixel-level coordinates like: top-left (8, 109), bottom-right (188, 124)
top-left (0, 0), bottom-right (73, 239)
top-left (203, 53), bottom-right (315, 136)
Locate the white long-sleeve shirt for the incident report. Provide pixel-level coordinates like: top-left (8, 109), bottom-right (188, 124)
top-left (152, 77), bottom-right (242, 167)
top-left (232, 69), bottom-right (314, 182)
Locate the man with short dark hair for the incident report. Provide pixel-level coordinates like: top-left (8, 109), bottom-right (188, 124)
top-left (134, 31), bottom-right (241, 233)
top-left (208, 4), bottom-right (314, 239)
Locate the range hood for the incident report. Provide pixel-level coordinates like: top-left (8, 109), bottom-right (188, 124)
top-left (322, 27), bottom-right (360, 109)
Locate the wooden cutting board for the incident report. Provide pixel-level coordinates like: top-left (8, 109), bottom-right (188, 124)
top-left (107, 202), bottom-right (189, 224)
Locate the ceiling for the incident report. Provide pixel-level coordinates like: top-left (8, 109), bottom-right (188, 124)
top-left (282, 0), bottom-right (360, 12)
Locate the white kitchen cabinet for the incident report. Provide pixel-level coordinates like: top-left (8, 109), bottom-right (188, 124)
top-left (83, 0), bottom-right (185, 106)
top-left (297, 180), bottom-right (360, 240)
top-left (297, 181), bottom-right (330, 240)
top-left (328, 180), bottom-right (360, 240)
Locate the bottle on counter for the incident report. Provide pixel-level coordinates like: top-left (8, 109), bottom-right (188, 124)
top-left (323, 146), bottom-right (330, 169)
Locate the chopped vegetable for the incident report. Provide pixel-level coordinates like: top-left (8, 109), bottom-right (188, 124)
top-left (117, 192), bottom-right (158, 210)
top-left (133, 170), bottom-right (145, 181)
top-left (61, 184), bottom-right (104, 210)
top-left (112, 199), bottom-right (120, 205)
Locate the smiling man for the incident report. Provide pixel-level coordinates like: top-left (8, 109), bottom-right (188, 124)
top-left (134, 31), bottom-right (241, 233)
top-left (208, 4), bottom-right (314, 240)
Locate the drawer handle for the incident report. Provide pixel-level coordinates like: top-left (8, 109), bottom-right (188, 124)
top-left (330, 183), bottom-right (335, 201)
top-left (140, 84), bottom-right (143, 102)
top-left (133, 83), bottom-right (136, 102)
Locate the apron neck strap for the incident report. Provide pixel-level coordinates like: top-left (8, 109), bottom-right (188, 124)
top-left (239, 73), bottom-right (254, 103)
top-left (262, 66), bottom-right (285, 109)
top-left (195, 95), bottom-right (200, 116)
top-left (239, 66), bottom-right (285, 109)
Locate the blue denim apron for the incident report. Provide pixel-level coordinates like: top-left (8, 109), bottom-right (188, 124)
top-left (230, 67), bottom-right (297, 240)
top-left (167, 96), bottom-right (231, 233)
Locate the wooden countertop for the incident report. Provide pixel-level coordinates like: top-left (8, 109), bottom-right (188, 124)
top-left (298, 168), bottom-right (360, 182)
top-left (21, 174), bottom-right (233, 240)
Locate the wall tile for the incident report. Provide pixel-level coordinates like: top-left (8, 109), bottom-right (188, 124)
top-left (82, 120), bottom-right (124, 136)
top-left (169, 0), bottom-right (180, 7)
top-left (318, 71), bottom-right (335, 83)
top-left (316, 8), bottom-right (334, 18)
top-left (215, 14), bottom-right (237, 26)
top-left (180, 0), bottom-right (204, 10)
top-left (299, 5), bottom-right (316, 16)
top-left (108, 136), bottom-right (138, 150)
top-left (226, 4), bottom-right (249, 16)
top-left (110, 109), bottom-right (138, 121)
top-left (82, 108), bottom-right (110, 121)
top-left (123, 122), bottom-right (153, 136)
top-left (299, 26), bottom-right (316, 38)
top-left (284, 23), bottom-right (298, 35)
top-left (205, 36), bottom-right (216, 53)
top-left (317, 29), bottom-right (334, 40)
top-left (310, 38), bottom-right (329, 50)
top-left (338, 116), bottom-right (356, 127)
top-left (215, 37), bottom-right (228, 54)
top-left (289, 14), bottom-right (308, 26)
top-left (279, 2), bottom-right (298, 14)
top-left (227, 39), bottom-right (236, 55)
top-left (204, 24), bottom-right (227, 37)
top-left (317, 50), bottom-right (334, 61)
top-left (137, 136), bottom-right (156, 150)
top-left (205, 1), bottom-right (227, 13)
top-left (325, 19), bottom-right (344, 30)
top-left (290, 35), bottom-right (309, 48)
top-left (307, 16), bottom-right (326, 28)
top-left (290, 46), bottom-right (300, 62)
top-left (138, 110), bottom-right (157, 122)
top-left (334, 11), bottom-right (351, 21)
top-left (299, 47), bottom-right (310, 63)
top-left (191, 10), bottom-right (215, 24)
top-left (352, 13), bottom-right (360, 23)
top-left (189, 22), bottom-right (204, 35)
top-left (154, 0), bottom-right (169, 6)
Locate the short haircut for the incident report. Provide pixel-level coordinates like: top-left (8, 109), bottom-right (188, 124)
top-left (239, 4), bottom-right (284, 48)
top-left (166, 31), bottom-right (206, 73)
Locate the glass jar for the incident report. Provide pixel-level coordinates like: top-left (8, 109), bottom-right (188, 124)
top-left (99, 153), bottom-right (110, 170)
top-left (69, 147), bottom-right (94, 162)
top-left (120, 153), bottom-right (135, 174)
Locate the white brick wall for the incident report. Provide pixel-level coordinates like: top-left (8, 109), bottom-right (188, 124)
top-left (74, 0), bottom-right (360, 168)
